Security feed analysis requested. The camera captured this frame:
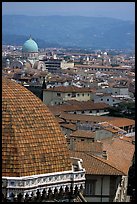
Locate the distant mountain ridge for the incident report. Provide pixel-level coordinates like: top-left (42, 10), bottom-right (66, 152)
top-left (2, 15), bottom-right (135, 49)
top-left (2, 33), bottom-right (61, 48)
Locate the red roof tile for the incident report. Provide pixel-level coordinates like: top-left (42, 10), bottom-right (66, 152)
top-left (69, 151), bottom-right (124, 175)
top-left (48, 101), bottom-right (110, 113)
top-left (101, 137), bottom-right (135, 175)
top-left (45, 85), bottom-right (94, 93)
top-left (70, 130), bottom-right (96, 139)
top-left (2, 77), bottom-right (72, 177)
top-left (59, 113), bottom-right (119, 124)
top-left (61, 123), bottom-right (77, 131)
top-left (108, 118), bottom-right (135, 127)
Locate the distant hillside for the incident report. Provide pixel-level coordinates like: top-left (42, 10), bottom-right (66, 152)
top-left (2, 33), bottom-right (61, 48)
top-left (2, 15), bottom-right (135, 49)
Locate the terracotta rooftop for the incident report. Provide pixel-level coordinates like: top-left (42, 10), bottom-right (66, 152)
top-left (55, 116), bottom-right (65, 123)
top-left (70, 130), bottom-right (96, 139)
top-left (48, 101), bottom-right (110, 113)
top-left (59, 113), bottom-right (135, 129)
top-left (99, 122), bottom-right (126, 134)
top-left (2, 77), bottom-right (72, 177)
top-left (70, 136), bottom-right (134, 175)
top-left (69, 151), bottom-right (124, 175)
top-left (108, 118), bottom-right (135, 128)
top-left (59, 113), bottom-right (119, 124)
top-left (44, 85), bottom-right (94, 93)
top-left (48, 106), bottom-right (64, 116)
top-left (119, 135), bottom-right (135, 143)
top-left (101, 137), bottom-right (135, 175)
top-left (61, 123), bottom-right (77, 131)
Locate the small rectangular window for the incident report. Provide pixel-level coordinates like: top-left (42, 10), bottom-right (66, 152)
top-left (72, 93), bottom-right (76, 97)
top-left (85, 180), bottom-right (96, 195)
top-left (57, 93), bottom-right (61, 96)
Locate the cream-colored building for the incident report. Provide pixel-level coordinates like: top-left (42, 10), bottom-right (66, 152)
top-left (43, 85), bottom-right (94, 106)
top-left (61, 60), bottom-right (74, 69)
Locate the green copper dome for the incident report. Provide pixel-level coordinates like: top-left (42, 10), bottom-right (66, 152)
top-left (22, 37), bottom-right (38, 53)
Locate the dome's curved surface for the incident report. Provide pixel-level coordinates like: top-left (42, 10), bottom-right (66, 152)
top-left (22, 37), bottom-right (38, 53)
top-left (2, 77), bottom-right (71, 177)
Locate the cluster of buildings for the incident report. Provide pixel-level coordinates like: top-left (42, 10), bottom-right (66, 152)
top-left (2, 37), bottom-right (135, 202)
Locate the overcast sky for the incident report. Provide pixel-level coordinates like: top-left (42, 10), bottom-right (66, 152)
top-left (2, 2), bottom-right (135, 21)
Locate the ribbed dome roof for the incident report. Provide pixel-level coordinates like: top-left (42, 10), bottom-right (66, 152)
top-left (22, 37), bottom-right (38, 53)
top-left (2, 77), bottom-right (71, 177)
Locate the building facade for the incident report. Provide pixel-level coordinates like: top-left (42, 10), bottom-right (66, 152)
top-left (43, 86), bottom-right (93, 106)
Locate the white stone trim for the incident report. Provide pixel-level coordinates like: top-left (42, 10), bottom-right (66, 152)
top-left (3, 169), bottom-right (85, 198)
top-left (2, 170), bottom-right (73, 180)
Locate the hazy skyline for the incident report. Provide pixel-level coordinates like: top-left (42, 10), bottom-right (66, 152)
top-left (2, 2), bottom-right (135, 21)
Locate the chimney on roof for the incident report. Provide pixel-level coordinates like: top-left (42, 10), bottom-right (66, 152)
top-left (69, 138), bottom-right (75, 151)
top-left (102, 150), bottom-right (108, 160)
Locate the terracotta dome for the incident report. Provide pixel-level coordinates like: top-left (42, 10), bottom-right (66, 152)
top-left (2, 77), bottom-right (72, 177)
